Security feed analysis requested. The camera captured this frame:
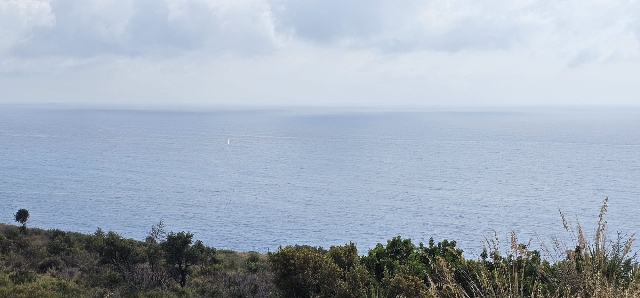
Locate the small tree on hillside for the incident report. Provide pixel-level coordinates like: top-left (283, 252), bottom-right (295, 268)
top-left (100, 231), bottom-right (146, 281)
top-left (162, 231), bottom-right (205, 287)
top-left (145, 220), bottom-right (168, 286)
top-left (14, 209), bottom-right (29, 233)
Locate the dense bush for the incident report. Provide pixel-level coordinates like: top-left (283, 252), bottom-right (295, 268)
top-left (267, 198), bottom-right (640, 298)
top-left (1, 198), bottom-right (638, 297)
top-left (0, 222), bottom-right (275, 297)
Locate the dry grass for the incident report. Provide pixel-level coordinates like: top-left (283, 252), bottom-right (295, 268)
top-left (463, 197), bottom-right (640, 298)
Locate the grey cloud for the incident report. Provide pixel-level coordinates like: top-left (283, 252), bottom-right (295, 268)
top-left (4, 0), bottom-right (640, 66)
top-left (430, 20), bottom-right (524, 52)
top-left (272, 0), bottom-right (383, 43)
top-left (567, 50), bottom-right (597, 68)
top-left (0, 0), bottom-right (54, 51)
top-left (271, 0), bottom-right (530, 53)
top-left (13, 0), bottom-right (134, 58)
top-left (10, 0), bottom-right (278, 59)
top-left (272, 0), bottom-right (640, 64)
top-left (383, 16), bottom-right (528, 53)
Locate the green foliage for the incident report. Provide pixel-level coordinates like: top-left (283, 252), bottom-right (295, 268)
top-left (246, 251), bottom-right (265, 273)
top-left (473, 238), bottom-right (551, 297)
top-left (383, 272), bottom-right (429, 298)
top-left (269, 243), bottom-right (370, 298)
top-left (162, 231), bottom-right (205, 288)
top-left (99, 231), bottom-right (146, 282)
top-left (362, 236), bottom-right (425, 283)
top-left (418, 238), bottom-right (473, 295)
top-left (0, 223), bottom-right (274, 297)
top-left (0, 273), bottom-right (85, 298)
top-left (268, 245), bottom-right (342, 297)
top-left (9, 270), bottom-right (37, 285)
top-left (47, 229), bottom-right (79, 256)
top-left (328, 243), bottom-right (370, 298)
top-left (14, 209), bottom-right (29, 226)
top-left (0, 198), bottom-right (638, 297)
top-left (146, 220), bottom-right (167, 244)
top-left (361, 236), bottom-right (474, 297)
top-left (14, 209), bottom-right (29, 234)
top-left (328, 242), bottom-right (359, 272)
top-left (420, 238), bottom-right (464, 270)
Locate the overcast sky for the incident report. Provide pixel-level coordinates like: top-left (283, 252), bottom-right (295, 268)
top-left (1, 0), bottom-right (639, 107)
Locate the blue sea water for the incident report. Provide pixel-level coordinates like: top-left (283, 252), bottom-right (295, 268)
top-left (1, 106), bottom-right (639, 256)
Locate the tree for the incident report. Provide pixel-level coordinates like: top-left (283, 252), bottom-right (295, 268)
top-left (99, 231), bottom-right (146, 281)
top-left (162, 231), bottom-right (204, 287)
top-left (145, 220), bottom-right (168, 286)
top-left (145, 220), bottom-right (166, 244)
top-left (14, 209), bottom-right (29, 233)
top-left (268, 245), bottom-right (342, 298)
top-left (362, 236), bottom-right (425, 282)
top-left (328, 243), bottom-right (370, 297)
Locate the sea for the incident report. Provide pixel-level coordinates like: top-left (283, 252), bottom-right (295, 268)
top-left (1, 105), bottom-right (639, 256)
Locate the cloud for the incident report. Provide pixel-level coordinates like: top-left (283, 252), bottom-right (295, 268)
top-left (0, 0), bottom-right (55, 53)
top-left (6, 0), bottom-right (279, 59)
top-left (271, 0), bottom-right (535, 52)
top-left (271, 0), bottom-right (640, 64)
top-left (538, 0), bottom-right (640, 67)
top-left (6, 0), bottom-right (528, 62)
top-left (2, 0), bottom-right (640, 63)
top-left (271, 0), bottom-right (383, 43)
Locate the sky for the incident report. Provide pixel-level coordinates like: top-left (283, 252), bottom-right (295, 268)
top-left (1, 0), bottom-right (639, 107)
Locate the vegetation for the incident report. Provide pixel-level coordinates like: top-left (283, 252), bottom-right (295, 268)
top-left (13, 209), bottom-right (28, 234)
top-left (1, 199), bottom-right (639, 297)
top-left (0, 216), bottom-right (275, 297)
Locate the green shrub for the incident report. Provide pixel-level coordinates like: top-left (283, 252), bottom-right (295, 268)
top-left (269, 245), bottom-right (341, 298)
top-left (9, 270), bottom-right (37, 285)
top-left (362, 236), bottom-right (426, 283)
top-left (246, 251), bottom-right (263, 273)
top-left (383, 272), bottom-right (429, 298)
top-left (37, 257), bottom-right (63, 273)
